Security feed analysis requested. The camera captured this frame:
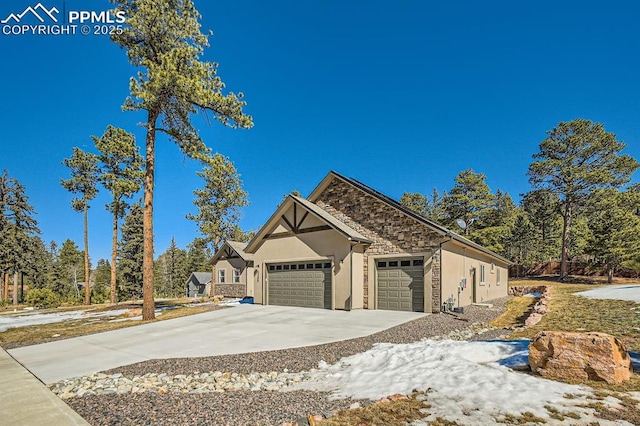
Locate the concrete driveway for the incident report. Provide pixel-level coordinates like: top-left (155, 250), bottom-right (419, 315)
top-left (576, 284), bottom-right (640, 302)
top-left (9, 304), bottom-right (425, 384)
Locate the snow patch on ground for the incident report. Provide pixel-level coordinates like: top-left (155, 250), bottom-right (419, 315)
top-left (0, 309), bottom-right (131, 332)
top-left (576, 285), bottom-right (640, 303)
top-left (292, 339), bottom-right (632, 425)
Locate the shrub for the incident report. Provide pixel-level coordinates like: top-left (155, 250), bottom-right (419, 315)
top-left (25, 288), bottom-right (61, 309)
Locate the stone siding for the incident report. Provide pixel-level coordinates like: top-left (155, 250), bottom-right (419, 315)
top-left (214, 283), bottom-right (246, 298)
top-left (316, 179), bottom-right (444, 312)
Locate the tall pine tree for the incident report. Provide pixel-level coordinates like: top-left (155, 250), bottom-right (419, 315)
top-left (94, 125), bottom-right (144, 303)
top-left (111, 0), bottom-right (253, 320)
top-left (61, 147), bottom-right (99, 304)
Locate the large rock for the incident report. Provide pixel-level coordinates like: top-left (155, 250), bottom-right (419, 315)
top-left (529, 331), bottom-right (633, 384)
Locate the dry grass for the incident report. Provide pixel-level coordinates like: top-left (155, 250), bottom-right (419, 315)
top-left (578, 390), bottom-right (640, 425)
top-left (317, 393), bottom-right (450, 426)
top-left (0, 300), bottom-right (222, 349)
top-left (507, 279), bottom-right (640, 352)
top-left (491, 296), bottom-right (537, 329)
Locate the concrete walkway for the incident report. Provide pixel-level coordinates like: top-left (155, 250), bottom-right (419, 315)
top-left (10, 304), bottom-right (425, 384)
top-left (0, 348), bottom-right (89, 425)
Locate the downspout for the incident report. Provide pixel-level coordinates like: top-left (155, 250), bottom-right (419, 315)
top-left (347, 241), bottom-right (354, 311)
top-left (439, 232), bottom-right (453, 312)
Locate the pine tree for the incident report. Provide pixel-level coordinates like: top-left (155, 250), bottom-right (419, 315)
top-left (1, 172), bottom-right (40, 304)
top-left (154, 238), bottom-right (188, 298)
top-left (528, 119), bottom-right (639, 279)
top-left (94, 125), bottom-right (144, 304)
top-left (56, 239), bottom-right (84, 301)
top-left (186, 154), bottom-right (248, 296)
top-left (118, 201), bottom-right (144, 300)
top-left (186, 238), bottom-right (212, 274)
top-left (444, 169), bottom-right (496, 235)
top-left (111, 0), bottom-right (253, 320)
top-left (61, 147), bottom-right (99, 304)
top-left (400, 192), bottom-right (429, 217)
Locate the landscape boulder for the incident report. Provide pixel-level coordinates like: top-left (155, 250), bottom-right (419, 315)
top-left (529, 331), bottom-right (633, 384)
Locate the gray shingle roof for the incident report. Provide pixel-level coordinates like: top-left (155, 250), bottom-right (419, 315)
top-left (226, 241), bottom-right (253, 260)
top-left (190, 272), bottom-right (212, 285)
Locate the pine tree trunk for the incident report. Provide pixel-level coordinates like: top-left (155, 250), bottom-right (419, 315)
top-left (12, 271), bottom-right (18, 306)
top-left (84, 202), bottom-right (91, 305)
top-left (2, 272), bottom-right (8, 302)
top-left (560, 203), bottom-right (572, 280)
top-left (608, 267), bottom-right (614, 284)
top-left (210, 264), bottom-right (216, 298)
top-left (142, 110), bottom-right (159, 321)
top-left (110, 206), bottom-right (118, 304)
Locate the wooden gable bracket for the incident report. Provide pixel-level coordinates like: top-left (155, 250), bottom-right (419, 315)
top-left (221, 246), bottom-right (240, 260)
top-left (266, 202), bottom-right (330, 240)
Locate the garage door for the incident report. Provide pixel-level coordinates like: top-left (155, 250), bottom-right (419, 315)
top-left (267, 261), bottom-right (332, 309)
top-left (376, 258), bottom-right (424, 312)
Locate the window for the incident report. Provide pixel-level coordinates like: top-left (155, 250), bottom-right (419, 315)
top-left (491, 263), bottom-right (495, 273)
top-left (377, 261), bottom-right (387, 268)
top-left (291, 264), bottom-right (298, 270)
top-left (413, 259), bottom-right (424, 266)
top-left (400, 260), bottom-right (410, 267)
top-left (315, 263), bottom-right (322, 269)
top-left (276, 265), bottom-right (282, 271)
top-left (298, 264), bottom-right (305, 270)
top-left (218, 269), bottom-right (226, 284)
top-left (388, 261), bottom-right (398, 267)
top-left (497, 268), bottom-right (501, 285)
top-left (323, 262), bottom-right (331, 269)
top-left (233, 269), bottom-right (241, 283)
top-left (480, 265), bottom-right (486, 284)
top-left (269, 265), bottom-right (275, 271)
top-left (306, 263), bottom-right (314, 269)
top-left (283, 265), bottom-right (290, 270)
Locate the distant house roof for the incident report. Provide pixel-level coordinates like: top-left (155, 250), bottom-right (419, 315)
top-left (245, 194), bottom-right (373, 253)
top-left (212, 240), bottom-right (254, 264)
top-left (188, 272), bottom-right (212, 285)
top-left (308, 170), bottom-right (512, 265)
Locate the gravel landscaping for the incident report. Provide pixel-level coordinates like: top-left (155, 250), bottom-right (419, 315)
top-left (66, 297), bottom-right (511, 425)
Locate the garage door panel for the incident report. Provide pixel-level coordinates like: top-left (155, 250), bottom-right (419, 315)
top-left (268, 263), bottom-right (331, 309)
top-left (377, 258), bottom-right (424, 312)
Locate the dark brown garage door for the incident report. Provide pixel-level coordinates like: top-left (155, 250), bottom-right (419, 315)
top-left (267, 262), bottom-right (332, 309)
top-left (376, 258), bottom-right (424, 312)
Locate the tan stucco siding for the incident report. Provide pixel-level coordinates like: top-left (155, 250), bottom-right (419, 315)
top-left (441, 241), bottom-right (509, 308)
top-left (251, 228), bottom-right (355, 310)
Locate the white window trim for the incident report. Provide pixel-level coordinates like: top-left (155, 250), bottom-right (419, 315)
top-left (497, 268), bottom-right (501, 286)
top-left (233, 269), bottom-right (241, 283)
top-left (490, 262), bottom-right (495, 273)
top-left (218, 269), bottom-right (226, 284)
top-left (480, 264), bottom-right (486, 285)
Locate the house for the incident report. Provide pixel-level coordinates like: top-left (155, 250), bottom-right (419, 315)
top-left (210, 241), bottom-right (254, 298)
top-left (214, 171), bottom-right (511, 312)
top-left (185, 272), bottom-right (212, 298)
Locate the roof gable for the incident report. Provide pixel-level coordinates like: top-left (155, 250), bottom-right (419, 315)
top-left (211, 241), bottom-right (253, 264)
top-left (308, 171), bottom-right (512, 265)
top-left (245, 195), bottom-right (372, 253)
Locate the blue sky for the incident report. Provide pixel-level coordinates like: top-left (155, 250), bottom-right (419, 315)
top-left (1, 0), bottom-right (640, 262)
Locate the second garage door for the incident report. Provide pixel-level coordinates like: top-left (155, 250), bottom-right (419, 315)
top-left (267, 262), bottom-right (332, 309)
top-left (376, 258), bottom-right (424, 312)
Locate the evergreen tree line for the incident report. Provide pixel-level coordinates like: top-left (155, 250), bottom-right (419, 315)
top-left (401, 119), bottom-right (640, 282)
top-left (0, 173), bottom-right (251, 306)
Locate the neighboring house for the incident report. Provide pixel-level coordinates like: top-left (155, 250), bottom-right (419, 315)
top-left (227, 171), bottom-right (511, 312)
top-left (185, 272), bottom-right (212, 298)
top-left (210, 241), bottom-right (254, 298)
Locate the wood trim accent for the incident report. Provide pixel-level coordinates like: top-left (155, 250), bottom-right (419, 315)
top-left (265, 225), bottom-right (332, 240)
top-left (281, 215), bottom-right (295, 231)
